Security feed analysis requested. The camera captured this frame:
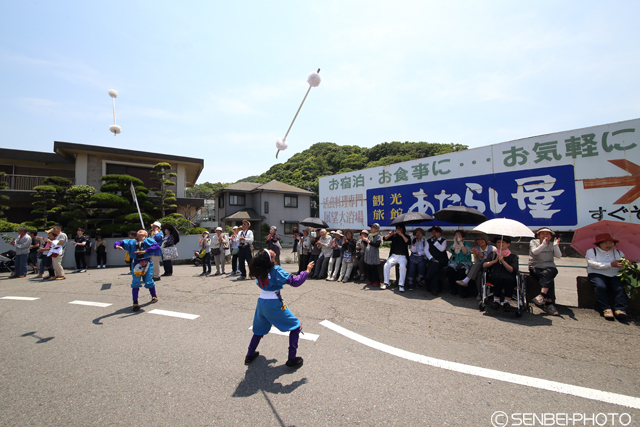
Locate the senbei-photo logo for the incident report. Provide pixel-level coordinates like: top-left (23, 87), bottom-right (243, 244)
top-left (490, 412), bottom-right (632, 426)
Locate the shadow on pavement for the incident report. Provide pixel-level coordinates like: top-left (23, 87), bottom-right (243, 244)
top-left (232, 355), bottom-right (307, 398)
top-left (21, 331), bottom-right (55, 344)
top-left (92, 303), bottom-right (150, 325)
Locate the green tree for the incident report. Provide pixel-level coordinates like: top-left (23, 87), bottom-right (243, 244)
top-left (61, 185), bottom-right (97, 232)
top-left (0, 171), bottom-right (9, 219)
top-left (186, 182), bottom-right (230, 198)
top-left (150, 162), bottom-right (178, 217)
top-left (30, 177), bottom-right (73, 228)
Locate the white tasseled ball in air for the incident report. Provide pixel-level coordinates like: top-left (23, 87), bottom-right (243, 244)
top-left (276, 137), bottom-right (288, 150)
top-left (110, 124), bottom-right (122, 135)
top-left (307, 72), bottom-right (321, 87)
top-left (108, 89), bottom-right (119, 98)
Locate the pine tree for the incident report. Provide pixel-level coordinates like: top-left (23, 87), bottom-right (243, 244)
top-left (150, 162), bottom-right (178, 218)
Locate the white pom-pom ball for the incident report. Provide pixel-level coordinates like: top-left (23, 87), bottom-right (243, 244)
top-left (109, 124), bottom-right (122, 135)
top-left (307, 72), bottom-right (321, 87)
top-left (108, 89), bottom-right (119, 98)
top-left (276, 137), bottom-right (288, 150)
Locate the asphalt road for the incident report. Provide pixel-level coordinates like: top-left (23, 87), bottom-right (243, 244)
top-left (1, 259), bottom-right (638, 427)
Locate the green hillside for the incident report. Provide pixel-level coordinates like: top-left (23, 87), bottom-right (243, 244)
top-left (188, 141), bottom-right (467, 198)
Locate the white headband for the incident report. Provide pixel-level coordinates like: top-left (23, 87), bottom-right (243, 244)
top-left (264, 248), bottom-right (271, 261)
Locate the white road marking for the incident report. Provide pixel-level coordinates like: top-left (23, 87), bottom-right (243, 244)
top-left (249, 326), bottom-right (319, 342)
top-left (69, 300), bottom-right (112, 308)
top-left (320, 320), bottom-right (640, 410)
top-left (1, 296), bottom-right (40, 301)
top-left (149, 309), bottom-right (199, 320)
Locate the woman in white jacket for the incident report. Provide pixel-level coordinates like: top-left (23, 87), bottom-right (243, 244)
top-left (585, 233), bottom-right (628, 321)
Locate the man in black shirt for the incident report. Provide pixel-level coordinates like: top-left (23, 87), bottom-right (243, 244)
top-left (382, 224), bottom-right (410, 291)
top-left (72, 228), bottom-right (88, 273)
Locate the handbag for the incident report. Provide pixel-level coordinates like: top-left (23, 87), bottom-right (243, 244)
top-left (198, 249), bottom-right (206, 259)
top-left (231, 248), bottom-right (239, 255)
top-left (163, 246), bottom-right (179, 260)
top-left (212, 247), bottom-right (221, 256)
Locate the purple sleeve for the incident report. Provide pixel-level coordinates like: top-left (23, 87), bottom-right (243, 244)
top-left (286, 271), bottom-right (308, 288)
top-left (114, 240), bottom-right (124, 248)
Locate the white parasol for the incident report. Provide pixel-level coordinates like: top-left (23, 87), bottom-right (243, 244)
top-left (108, 89), bottom-right (121, 136)
top-left (473, 218), bottom-right (534, 239)
top-left (275, 69), bottom-right (322, 158)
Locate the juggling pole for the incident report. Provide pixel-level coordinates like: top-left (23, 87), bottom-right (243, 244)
top-left (108, 89), bottom-right (122, 136)
top-left (276, 68), bottom-right (321, 158)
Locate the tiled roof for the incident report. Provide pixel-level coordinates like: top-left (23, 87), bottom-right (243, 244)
top-left (223, 182), bottom-right (262, 192)
top-left (220, 208), bottom-right (263, 222)
top-left (217, 180), bottom-right (313, 196)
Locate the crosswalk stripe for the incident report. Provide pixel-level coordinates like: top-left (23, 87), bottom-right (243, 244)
top-left (69, 300), bottom-right (112, 308)
top-left (1, 296), bottom-right (40, 301)
top-left (148, 309), bottom-right (199, 320)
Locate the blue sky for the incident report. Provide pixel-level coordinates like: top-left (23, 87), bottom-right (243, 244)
top-left (2, 1), bottom-right (639, 184)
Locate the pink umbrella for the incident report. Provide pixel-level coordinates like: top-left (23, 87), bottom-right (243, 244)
top-left (571, 220), bottom-right (640, 261)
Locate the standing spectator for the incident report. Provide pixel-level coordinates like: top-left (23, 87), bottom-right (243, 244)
top-left (363, 223), bottom-right (382, 287)
top-left (446, 230), bottom-right (473, 297)
top-left (326, 230), bottom-right (344, 281)
top-left (212, 227), bottom-right (228, 276)
top-left (382, 224), bottom-right (410, 291)
top-left (237, 220), bottom-right (254, 280)
top-left (298, 229), bottom-right (311, 274)
top-left (149, 221), bottom-right (164, 281)
top-left (529, 227), bottom-right (562, 316)
top-left (84, 235), bottom-right (93, 268)
top-left (307, 232), bottom-right (320, 274)
top-left (228, 226), bottom-right (240, 276)
top-left (9, 227), bottom-right (31, 278)
top-left (456, 234), bottom-right (495, 300)
top-left (483, 236), bottom-right (519, 312)
top-left (406, 228), bottom-right (427, 291)
top-left (336, 230), bottom-right (357, 282)
top-left (291, 227), bottom-right (300, 264)
top-left (47, 225), bottom-right (67, 280)
top-left (95, 236), bottom-right (107, 268)
top-left (585, 233), bottom-right (628, 320)
top-left (28, 230), bottom-right (40, 275)
top-left (161, 226), bottom-right (176, 276)
top-left (355, 230), bottom-right (368, 282)
top-left (37, 230), bottom-right (56, 279)
top-left (424, 226), bottom-right (448, 295)
top-left (72, 228), bottom-right (88, 273)
top-left (310, 229), bottom-right (332, 279)
top-left (198, 230), bottom-right (212, 276)
top-left (266, 226), bottom-right (281, 266)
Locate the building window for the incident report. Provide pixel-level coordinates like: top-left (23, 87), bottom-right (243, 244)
top-left (105, 163), bottom-right (155, 189)
top-left (229, 193), bottom-right (245, 206)
top-left (284, 195), bottom-right (298, 208)
top-left (284, 223), bottom-right (297, 234)
top-left (218, 195), bottom-right (224, 208)
top-left (264, 201), bottom-right (269, 214)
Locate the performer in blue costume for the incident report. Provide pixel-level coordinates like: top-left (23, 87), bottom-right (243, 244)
top-left (245, 249), bottom-right (314, 368)
top-left (114, 230), bottom-right (161, 312)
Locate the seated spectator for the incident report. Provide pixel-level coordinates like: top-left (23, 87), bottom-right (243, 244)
top-left (382, 224), bottom-right (410, 291)
top-left (446, 230), bottom-right (473, 297)
top-left (407, 228), bottom-right (427, 291)
top-left (456, 234), bottom-right (495, 300)
top-left (326, 230), bottom-right (344, 281)
top-left (336, 230), bottom-right (357, 282)
top-left (585, 233), bottom-right (628, 321)
top-left (529, 227), bottom-right (562, 316)
top-left (424, 226), bottom-right (448, 295)
top-left (483, 236), bottom-right (519, 312)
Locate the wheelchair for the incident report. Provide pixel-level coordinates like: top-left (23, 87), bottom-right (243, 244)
top-left (478, 271), bottom-right (530, 318)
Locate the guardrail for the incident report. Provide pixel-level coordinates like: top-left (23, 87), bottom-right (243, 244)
top-left (0, 175), bottom-right (74, 191)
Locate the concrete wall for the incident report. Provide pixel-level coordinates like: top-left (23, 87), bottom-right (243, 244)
top-left (0, 234), bottom-right (205, 270)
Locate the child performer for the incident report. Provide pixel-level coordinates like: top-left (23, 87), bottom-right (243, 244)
top-left (114, 230), bottom-right (161, 312)
top-left (245, 249), bottom-right (314, 369)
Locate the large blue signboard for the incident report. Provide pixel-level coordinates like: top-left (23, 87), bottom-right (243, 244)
top-left (366, 165), bottom-right (577, 227)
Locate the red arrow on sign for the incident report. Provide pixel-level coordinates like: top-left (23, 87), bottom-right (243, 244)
top-left (583, 159), bottom-right (640, 204)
